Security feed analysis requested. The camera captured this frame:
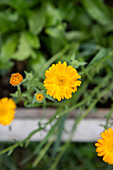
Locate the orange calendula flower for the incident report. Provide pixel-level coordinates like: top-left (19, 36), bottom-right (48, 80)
top-left (10, 73), bottom-right (23, 86)
top-left (44, 61), bottom-right (81, 101)
top-left (0, 97), bottom-right (17, 126)
top-left (36, 93), bottom-right (44, 102)
top-left (95, 128), bottom-right (113, 165)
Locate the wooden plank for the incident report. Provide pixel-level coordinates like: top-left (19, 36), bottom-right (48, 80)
top-left (0, 108), bottom-right (112, 142)
top-left (15, 108), bottom-right (112, 119)
top-left (0, 118), bottom-right (109, 142)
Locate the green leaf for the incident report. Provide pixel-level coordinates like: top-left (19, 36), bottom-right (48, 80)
top-left (71, 60), bottom-right (87, 68)
top-left (29, 51), bottom-right (46, 72)
top-left (45, 27), bottom-right (60, 38)
top-left (11, 32), bottom-right (31, 61)
top-left (0, 11), bottom-right (25, 34)
top-left (10, 91), bottom-right (19, 98)
top-left (7, 149), bottom-right (14, 156)
top-left (45, 2), bottom-right (63, 27)
top-left (1, 35), bottom-right (18, 59)
top-left (82, 0), bottom-right (112, 25)
top-left (32, 140), bottom-right (54, 167)
top-left (88, 48), bottom-right (108, 67)
top-left (24, 71), bottom-right (33, 81)
top-left (25, 140), bottom-right (30, 148)
top-left (21, 122), bottom-right (58, 165)
top-left (28, 8), bottom-right (46, 35)
top-left (45, 94), bottom-right (55, 101)
top-left (26, 32), bottom-right (40, 49)
top-left (0, 11), bottom-right (18, 33)
top-left (45, 23), bottom-right (66, 38)
top-left (58, 0), bottom-right (76, 22)
top-left (0, 60), bottom-right (14, 76)
top-left (8, 0), bottom-right (29, 14)
top-left (65, 31), bottom-right (88, 41)
top-left (92, 24), bottom-right (105, 45)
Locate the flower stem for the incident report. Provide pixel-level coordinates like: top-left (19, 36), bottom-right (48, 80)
top-left (17, 85), bottom-right (21, 97)
top-left (43, 45), bottom-right (70, 70)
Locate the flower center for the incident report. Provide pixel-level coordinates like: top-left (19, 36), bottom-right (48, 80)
top-left (57, 76), bottom-right (66, 86)
top-left (36, 93), bottom-right (43, 101)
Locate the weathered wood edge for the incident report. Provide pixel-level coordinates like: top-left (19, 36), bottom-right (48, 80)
top-left (0, 108), bottom-right (112, 142)
top-left (15, 108), bottom-right (112, 119)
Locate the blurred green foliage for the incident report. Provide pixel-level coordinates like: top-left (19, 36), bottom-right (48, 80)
top-left (0, 142), bottom-right (113, 170)
top-left (0, 0), bottom-right (113, 75)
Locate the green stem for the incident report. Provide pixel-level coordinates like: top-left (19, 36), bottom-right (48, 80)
top-left (80, 54), bottom-right (112, 75)
top-left (0, 126), bottom-right (44, 156)
top-left (17, 85), bottom-right (21, 97)
top-left (75, 83), bottom-right (113, 127)
top-left (50, 143), bottom-right (69, 170)
top-left (32, 139), bottom-right (54, 167)
top-left (21, 121), bottom-right (58, 165)
top-left (43, 45), bottom-right (70, 70)
top-left (1, 81), bottom-right (113, 156)
top-left (0, 109), bottom-right (61, 156)
top-left (50, 83), bottom-right (113, 170)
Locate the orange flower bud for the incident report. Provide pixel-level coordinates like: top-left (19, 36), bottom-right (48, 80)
top-left (10, 73), bottom-right (23, 86)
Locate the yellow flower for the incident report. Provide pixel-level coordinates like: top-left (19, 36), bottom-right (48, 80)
top-left (36, 93), bottom-right (44, 102)
top-left (10, 73), bottom-right (23, 86)
top-left (95, 128), bottom-right (113, 165)
top-left (0, 97), bottom-right (17, 126)
top-left (44, 61), bottom-right (81, 101)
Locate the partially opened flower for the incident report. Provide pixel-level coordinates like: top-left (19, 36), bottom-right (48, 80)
top-left (0, 97), bottom-right (17, 126)
top-left (44, 61), bottom-right (81, 101)
top-left (10, 73), bottom-right (23, 86)
top-left (34, 92), bottom-right (44, 103)
top-left (36, 93), bottom-right (44, 102)
top-left (95, 128), bottom-right (113, 165)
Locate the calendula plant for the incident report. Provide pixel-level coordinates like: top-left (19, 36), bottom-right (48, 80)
top-left (1, 0), bottom-right (113, 168)
top-left (1, 51), bottom-right (113, 168)
top-left (8, 61), bottom-right (82, 109)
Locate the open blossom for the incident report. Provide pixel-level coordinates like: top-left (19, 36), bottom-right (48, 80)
top-left (44, 61), bottom-right (81, 101)
top-left (0, 97), bottom-right (17, 126)
top-left (95, 128), bottom-right (113, 165)
top-left (36, 93), bottom-right (44, 102)
top-left (10, 73), bottom-right (23, 86)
